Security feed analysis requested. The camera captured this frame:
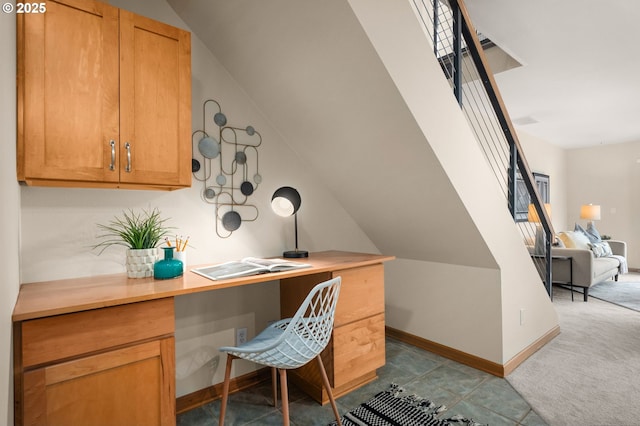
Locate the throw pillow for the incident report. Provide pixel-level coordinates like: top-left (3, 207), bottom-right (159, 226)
top-left (559, 230), bottom-right (591, 249)
top-left (586, 222), bottom-right (602, 242)
top-left (589, 241), bottom-right (613, 258)
top-left (572, 230), bottom-right (592, 249)
top-left (557, 232), bottom-right (574, 248)
top-left (574, 223), bottom-right (599, 244)
top-left (557, 231), bottom-right (574, 248)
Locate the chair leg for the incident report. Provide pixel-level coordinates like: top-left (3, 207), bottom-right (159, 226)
top-left (272, 367), bottom-right (278, 407)
top-left (316, 355), bottom-right (342, 426)
top-left (219, 354), bottom-right (235, 426)
top-left (278, 369), bottom-right (290, 426)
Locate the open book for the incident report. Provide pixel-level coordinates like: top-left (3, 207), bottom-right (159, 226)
top-left (191, 257), bottom-right (311, 281)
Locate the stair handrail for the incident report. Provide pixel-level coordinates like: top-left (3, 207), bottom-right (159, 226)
top-left (451, 0), bottom-right (554, 236)
top-left (430, 0), bottom-right (555, 296)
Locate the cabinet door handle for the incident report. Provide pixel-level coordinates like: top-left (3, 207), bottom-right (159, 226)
top-left (109, 140), bottom-right (116, 171)
top-left (125, 142), bottom-right (131, 173)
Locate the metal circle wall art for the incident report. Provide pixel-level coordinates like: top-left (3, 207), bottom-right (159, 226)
top-left (192, 99), bottom-right (262, 237)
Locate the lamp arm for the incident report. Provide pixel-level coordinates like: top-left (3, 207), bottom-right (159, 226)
top-left (294, 213), bottom-right (299, 252)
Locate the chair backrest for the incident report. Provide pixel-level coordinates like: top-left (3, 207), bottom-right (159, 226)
top-left (270, 276), bottom-right (341, 368)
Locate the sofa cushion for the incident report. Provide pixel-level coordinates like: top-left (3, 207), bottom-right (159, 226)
top-left (558, 231), bottom-right (591, 250)
top-left (592, 256), bottom-right (620, 278)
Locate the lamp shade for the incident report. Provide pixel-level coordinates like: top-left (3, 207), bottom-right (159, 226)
top-left (527, 203), bottom-right (551, 223)
top-left (271, 186), bottom-right (307, 258)
top-left (580, 204), bottom-right (601, 221)
top-left (271, 186), bottom-right (301, 217)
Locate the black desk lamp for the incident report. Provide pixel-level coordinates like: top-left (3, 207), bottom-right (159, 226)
top-left (271, 186), bottom-right (308, 258)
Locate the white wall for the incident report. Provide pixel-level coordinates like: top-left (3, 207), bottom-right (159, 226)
top-left (517, 129), bottom-right (568, 232)
top-left (566, 140), bottom-right (640, 268)
top-left (1, 9), bottom-right (19, 425)
top-left (386, 260), bottom-right (503, 360)
top-left (516, 122), bottom-right (638, 270)
top-left (18, 0), bottom-right (377, 397)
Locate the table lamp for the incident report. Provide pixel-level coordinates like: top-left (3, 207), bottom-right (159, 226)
top-left (580, 204), bottom-right (601, 227)
top-left (271, 186), bottom-right (308, 258)
top-left (528, 203), bottom-right (551, 255)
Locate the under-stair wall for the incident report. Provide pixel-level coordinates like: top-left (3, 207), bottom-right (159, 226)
top-left (166, 0), bottom-right (559, 369)
top-left (347, 0), bottom-right (559, 366)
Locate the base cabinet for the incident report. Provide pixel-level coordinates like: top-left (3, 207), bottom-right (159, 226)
top-left (14, 299), bottom-right (176, 426)
top-left (280, 264), bottom-right (386, 404)
top-left (23, 338), bottom-right (175, 426)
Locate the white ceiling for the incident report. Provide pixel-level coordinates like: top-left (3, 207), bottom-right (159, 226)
top-left (465, 0), bottom-right (640, 149)
top-left (169, 0), bottom-right (640, 150)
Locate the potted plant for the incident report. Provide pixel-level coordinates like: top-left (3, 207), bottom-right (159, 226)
top-left (94, 208), bottom-right (173, 278)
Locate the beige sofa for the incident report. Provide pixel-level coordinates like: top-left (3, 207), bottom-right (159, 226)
top-left (550, 240), bottom-right (627, 301)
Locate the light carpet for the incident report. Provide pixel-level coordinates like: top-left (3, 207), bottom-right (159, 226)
top-left (585, 274), bottom-right (640, 312)
top-left (507, 283), bottom-right (640, 425)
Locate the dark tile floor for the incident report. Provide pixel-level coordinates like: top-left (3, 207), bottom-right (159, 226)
top-left (177, 338), bottom-right (547, 426)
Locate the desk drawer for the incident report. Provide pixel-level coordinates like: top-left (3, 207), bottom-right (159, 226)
top-left (280, 264), bottom-right (384, 326)
top-left (21, 298), bottom-right (174, 368)
top-left (332, 313), bottom-right (385, 387)
top-left (333, 264), bottom-right (384, 327)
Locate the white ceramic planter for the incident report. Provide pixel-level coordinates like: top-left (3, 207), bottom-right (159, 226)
top-left (126, 248), bottom-right (158, 278)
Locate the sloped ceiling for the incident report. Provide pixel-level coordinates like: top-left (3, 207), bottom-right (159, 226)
top-left (465, 0), bottom-right (640, 148)
top-left (167, 0), bottom-right (497, 268)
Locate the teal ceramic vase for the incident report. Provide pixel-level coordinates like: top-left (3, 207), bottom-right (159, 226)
top-left (154, 247), bottom-right (183, 280)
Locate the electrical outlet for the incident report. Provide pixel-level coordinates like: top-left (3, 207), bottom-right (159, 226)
top-left (236, 327), bottom-right (248, 345)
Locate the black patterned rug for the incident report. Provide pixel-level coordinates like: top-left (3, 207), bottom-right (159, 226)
top-left (328, 384), bottom-right (484, 426)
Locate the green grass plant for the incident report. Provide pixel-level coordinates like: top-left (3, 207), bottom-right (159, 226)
top-left (94, 208), bottom-right (173, 254)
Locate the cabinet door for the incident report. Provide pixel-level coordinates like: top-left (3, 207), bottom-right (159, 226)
top-left (18, 0), bottom-right (120, 183)
top-left (119, 11), bottom-right (192, 188)
top-left (23, 338), bottom-right (175, 426)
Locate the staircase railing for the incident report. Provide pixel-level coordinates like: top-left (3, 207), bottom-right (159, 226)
top-left (413, 0), bottom-right (555, 297)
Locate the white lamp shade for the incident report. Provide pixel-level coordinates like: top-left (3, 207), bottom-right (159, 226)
top-left (271, 186), bottom-right (302, 217)
top-left (580, 204), bottom-right (601, 221)
top-left (528, 203), bottom-right (551, 223)
top-left (271, 197), bottom-right (295, 217)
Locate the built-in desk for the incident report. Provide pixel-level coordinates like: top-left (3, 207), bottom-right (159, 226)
top-left (13, 250), bottom-right (394, 425)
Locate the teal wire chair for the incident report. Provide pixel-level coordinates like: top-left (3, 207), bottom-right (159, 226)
top-left (218, 277), bottom-right (342, 426)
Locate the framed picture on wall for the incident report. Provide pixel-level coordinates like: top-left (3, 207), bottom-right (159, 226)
top-left (514, 172), bottom-right (550, 222)
top-left (533, 172), bottom-right (550, 204)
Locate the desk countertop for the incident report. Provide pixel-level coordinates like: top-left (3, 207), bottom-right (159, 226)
top-left (13, 250), bottom-right (394, 322)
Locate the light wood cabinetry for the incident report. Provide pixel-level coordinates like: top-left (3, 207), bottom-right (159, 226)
top-left (17, 0), bottom-right (191, 190)
top-left (280, 264), bottom-right (386, 404)
top-left (13, 251), bottom-right (394, 420)
top-left (14, 298), bottom-right (176, 426)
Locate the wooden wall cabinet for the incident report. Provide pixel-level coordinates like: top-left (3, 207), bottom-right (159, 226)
top-left (14, 298), bottom-right (176, 426)
top-left (17, 0), bottom-right (192, 190)
top-left (280, 264), bottom-right (386, 404)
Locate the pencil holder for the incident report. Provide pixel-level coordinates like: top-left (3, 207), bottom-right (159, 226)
top-left (154, 247), bottom-right (183, 280)
top-left (174, 250), bottom-right (187, 274)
